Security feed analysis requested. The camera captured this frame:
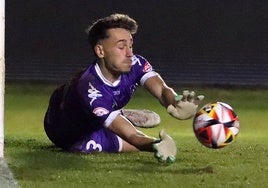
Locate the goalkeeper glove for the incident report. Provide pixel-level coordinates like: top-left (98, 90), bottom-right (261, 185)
top-left (153, 129), bottom-right (177, 163)
top-left (167, 90), bottom-right (204, 120)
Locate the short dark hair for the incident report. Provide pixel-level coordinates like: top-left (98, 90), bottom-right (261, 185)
top-left (86, 13), bottom-right (138, 50)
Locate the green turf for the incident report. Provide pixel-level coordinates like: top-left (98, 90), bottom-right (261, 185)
top-left (4, 82), bottom-right (268, 188)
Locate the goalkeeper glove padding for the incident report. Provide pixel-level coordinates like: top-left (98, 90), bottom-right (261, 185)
top-left (167, 90), bottom-right (204, 120)
top-left (153, 129), bottom-right (177, 163)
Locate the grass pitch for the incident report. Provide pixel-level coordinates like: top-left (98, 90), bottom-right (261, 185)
top-left (4, 82), bottom-right (268, 188)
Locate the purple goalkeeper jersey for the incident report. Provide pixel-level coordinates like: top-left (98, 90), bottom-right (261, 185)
top-left (44, 54), bottom-right (158, 150)
top-left (68, 55), bottom-right (157, 130)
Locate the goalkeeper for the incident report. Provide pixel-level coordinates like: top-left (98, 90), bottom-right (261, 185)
top-left (44, 13), bottom-right (204, 163)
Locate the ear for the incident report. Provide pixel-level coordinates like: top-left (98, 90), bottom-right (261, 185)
top-left (94, 44), bottom-right (104, 58)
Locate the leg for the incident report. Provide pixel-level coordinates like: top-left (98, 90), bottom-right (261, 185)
top-left (69, 128), bottom-right (141, 153)
top-left (69, 128), bottom-right (123, 153)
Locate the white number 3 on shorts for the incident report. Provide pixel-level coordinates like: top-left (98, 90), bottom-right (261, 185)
top-left (86, 140), bottom-right (103, 152)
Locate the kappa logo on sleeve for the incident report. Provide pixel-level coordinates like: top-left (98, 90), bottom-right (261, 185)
top-left (93, 107), bottom-right (109, 116)
top-left (143, 61), bottom-right (152, 72)
top-left (88, 82), bottom-right (102, 105)
top-left (132, 55), bottom-right (142, 66)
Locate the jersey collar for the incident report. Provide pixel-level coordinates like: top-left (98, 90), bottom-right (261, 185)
top-left (94, 63), bottom-right (121, 87)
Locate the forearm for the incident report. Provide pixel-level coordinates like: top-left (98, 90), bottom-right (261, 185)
top-left (109, 115), bottom-right (157, 152)
top-left (158, 86), bottom-right (177, 108)
top-left (143, 75), bottom-right (177, 108)
top-left (127, 132), bottom-right (157, 152)
top-left (109, 115), bottom-right (177, 163)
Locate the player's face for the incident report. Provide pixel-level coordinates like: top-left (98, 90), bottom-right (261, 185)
top-left (99, 28), bottom-right (134, 74)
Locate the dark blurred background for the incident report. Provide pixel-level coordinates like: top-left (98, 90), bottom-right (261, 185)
top-left (5, 0), bottom-right (268, 87)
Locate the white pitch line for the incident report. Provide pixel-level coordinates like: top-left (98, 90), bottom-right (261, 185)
top-left (0, 159), bottom-right (19, 188)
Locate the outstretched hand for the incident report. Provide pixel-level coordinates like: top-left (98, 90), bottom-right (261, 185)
top-left (167, 90), bottom-right (204, 120)
top-left (153, 129), bottom-right (177, 163)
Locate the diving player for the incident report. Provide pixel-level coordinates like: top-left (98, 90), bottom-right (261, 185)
top-left (44, 13), bottom-right (204, 163)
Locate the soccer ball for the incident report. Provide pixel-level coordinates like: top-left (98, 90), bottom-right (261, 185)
top-left (193, 102), bottom-right (239, 149)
